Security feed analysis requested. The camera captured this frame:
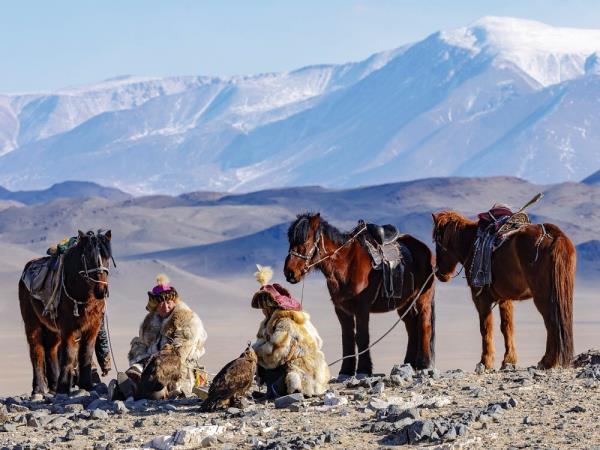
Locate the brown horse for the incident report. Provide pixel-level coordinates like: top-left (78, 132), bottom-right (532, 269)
top-left (19, 230), bottom-right (113, 394)
top-left (432, 211), bottom-right (575, 369)
top-left (284, 213), bottom-right (436, 378)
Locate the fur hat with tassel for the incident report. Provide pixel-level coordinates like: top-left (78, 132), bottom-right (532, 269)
top-left (251, 264), bottom-right (301, 311)
top-left (147, 274), bottom-right (179, 312)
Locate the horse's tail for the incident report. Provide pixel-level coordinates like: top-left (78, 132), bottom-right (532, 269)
top-left (550, 234), bottom-right (575, 367)
top-left (429, 288), bottom-right (436, 367)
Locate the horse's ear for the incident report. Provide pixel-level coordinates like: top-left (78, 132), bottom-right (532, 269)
top-left (309, 213), bottom-right (321, 228)
top-left (77, 230), bottom-right (86, 240)
top-left (431, 213), bottom-right (438, 223)
top-left (104, 230), bottom-right (112, 241)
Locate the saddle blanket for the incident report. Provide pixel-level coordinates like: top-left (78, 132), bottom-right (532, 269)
top-left (21, 256), bottom-right (64, 317)
top-left (364, 236), bottom-right (413, 298)
top-left (471, 208), bottom-right (530, 289)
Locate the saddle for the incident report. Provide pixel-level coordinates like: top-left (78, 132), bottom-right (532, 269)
top-left (366, 223), bottom-right (400, 245)
top-left (471, 206), bottom-right (530, 288)
top-left (362, 222), bottom-right (412, 298)
top-left (20, 237), bottom-right (77, 317)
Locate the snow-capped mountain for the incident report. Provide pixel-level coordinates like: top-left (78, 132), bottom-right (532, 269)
top-left (1, 16), bottom-right (599, 194)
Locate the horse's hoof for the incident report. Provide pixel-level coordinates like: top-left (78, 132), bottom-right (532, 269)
top-left (335, 374), bottom-right (353, 383)
top-left (501, 363), bottom-right (516, 371)
top-left (356, 373), bottom-right (372, 380)
top-left (474, 362), bottom-right (488, 374)
top-left (30, 393), bottom-right (44, 402)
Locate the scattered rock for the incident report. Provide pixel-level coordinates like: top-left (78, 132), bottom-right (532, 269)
top-left (201, 434), bottom-right (219, 447)
top-left (112, 400), bottom-right (129, 415)
top-left (407, 420), bottom-right (435, 443)
top-left (390, 363), bottom-right (415, 380)
top-left (274, 393), bottom-right (304, 409)
top-left (1, 423), bottom-right (17, 432)
top-left (323, 392), bottom-right (348, 407)
top-left (90, 409), bottom-right (109, 420)
top-left (8, 404), bottom-right (29, 413)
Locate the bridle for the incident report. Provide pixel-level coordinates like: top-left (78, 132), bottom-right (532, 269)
top-left (288, 220), bottom-right (367, 275)
top-left (78, 232), bottom-right (115, 286)
top-left (61, 231), bottom-right (116, 316)
top-left (432, 224), bottom-right (470, 280)
top-left (288, 225), bottom-right (324, 274)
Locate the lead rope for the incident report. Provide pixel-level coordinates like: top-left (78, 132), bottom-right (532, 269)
top-left (327, 268), bottom-right (436, 367)
top-left (103, 306), bottom-right (120, 373)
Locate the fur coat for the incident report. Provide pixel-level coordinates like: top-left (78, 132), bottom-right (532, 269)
top-left (253, 309), bottom-right (330, 396)
top-left (128, 300), bottom-right (207, 395)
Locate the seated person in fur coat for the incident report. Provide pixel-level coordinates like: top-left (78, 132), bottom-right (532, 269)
top-left (251, 265), bottom-right (330, 397)
top-left (111, 275), bottom-right (207, 400)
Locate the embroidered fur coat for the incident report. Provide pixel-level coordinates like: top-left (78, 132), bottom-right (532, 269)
top-left (253, 309), bottom-right (330, 396)
top-left (127, 300), bottom-right (207, 395)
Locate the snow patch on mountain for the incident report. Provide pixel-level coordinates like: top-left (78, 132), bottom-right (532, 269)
top-left (441, 16), bottom-right (600, 86)
top-left (0, 17), bottom-right (599, 194)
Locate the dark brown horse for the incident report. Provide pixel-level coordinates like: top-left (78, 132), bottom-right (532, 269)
top-left (284, 213), bottom-right (436, 378)
top-left (19, 230), bottom-right (113, 394)
top-left (432, 211), bottom-right (575, 369)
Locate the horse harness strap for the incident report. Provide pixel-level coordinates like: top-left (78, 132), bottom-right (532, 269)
top-left (295, 222), bottom-right (368, 273)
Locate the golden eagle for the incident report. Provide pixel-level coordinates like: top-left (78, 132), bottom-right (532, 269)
top-left (200, 344), bottom-right (257, 411)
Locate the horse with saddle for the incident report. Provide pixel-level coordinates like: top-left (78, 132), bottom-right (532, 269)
top-left (19, 230), bottom-right (115, 394)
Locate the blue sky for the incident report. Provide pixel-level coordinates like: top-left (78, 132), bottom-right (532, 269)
top-left (2, 0), bottom-right (600, 92)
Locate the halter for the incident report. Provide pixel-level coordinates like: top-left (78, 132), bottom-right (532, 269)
top-left (288, 221), bottom-right (367, 275)
top-left (432, 224), bottom-right (472, 280)
top-left (288, 226), bottom-right (324, 274)
top-left (78, 232), bottom-right (115, 286)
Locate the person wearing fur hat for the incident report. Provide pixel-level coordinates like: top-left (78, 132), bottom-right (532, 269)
top-left (110, 274), bottom-right (207, 400)
top-left (252, 265), bottom-right (330, 397)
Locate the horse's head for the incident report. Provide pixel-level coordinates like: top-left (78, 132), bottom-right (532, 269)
top-left (431, 212), bottom-right (461, 282)
top-left (76, 229), bottom-right (114, 299)
top-left (284, 213), bottom-right (323, 284)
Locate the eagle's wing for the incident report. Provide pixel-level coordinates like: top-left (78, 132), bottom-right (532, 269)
top-left (202, 356), bottom-right (256, 411)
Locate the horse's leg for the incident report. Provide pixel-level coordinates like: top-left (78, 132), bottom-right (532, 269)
top-left (78, 327), bottom-right (100, 390)
top-left (531, 295), bottom-right (558, 369)
top-left (475, 295), bottom-right (495, 370)
top-left (43, 328), bottom-right (61, 392)
top-left (25, 325), bottom-right (48, 394)
top-left (334, 307), bottom-right (356, 378)
top-left (19, 292), bottom-right (48, 394)
top-left (402, 311), bottom-right (418, 368)
top-left (411, 284), bottom-right (435, 370)
top-left (499, 301), bottom-right (517, 369)
top-left (57, 331), bottom-right (78, 394)
top-left (355, 303), bottom-right (373, 377)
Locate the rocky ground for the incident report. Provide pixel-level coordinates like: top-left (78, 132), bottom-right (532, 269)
top-left (1, 350), bottom-right (599, 450)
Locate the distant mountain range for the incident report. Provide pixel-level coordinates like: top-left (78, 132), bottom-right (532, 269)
top-left (0, 176), bottom-right (598, 277)
top-left (1, 16), bottom-right (599, 194)
top-left (0, 181), bottom-right (130, 205)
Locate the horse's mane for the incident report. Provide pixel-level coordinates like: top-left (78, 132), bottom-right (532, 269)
top-left (66, 230), bottom-right (113, 262)
top-left (288, 213), bottom-right (350, 246)
top-left (433, 211), bottom-right (477, 249)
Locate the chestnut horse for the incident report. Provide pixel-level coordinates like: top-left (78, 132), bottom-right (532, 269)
top-left (284, 213), bottom-right (435, 378)
top-left (19, 230), bottom-right (114, 394)
top-left (432, 211), bottom-right (575, 369)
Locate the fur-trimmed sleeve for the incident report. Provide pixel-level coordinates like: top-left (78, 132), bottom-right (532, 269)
top-left (171, 310), bottom-right (207, 362)
top-left (127, 313), bottom-right (153, 365)
top-left (254, 317), bottom-right (294, 369)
